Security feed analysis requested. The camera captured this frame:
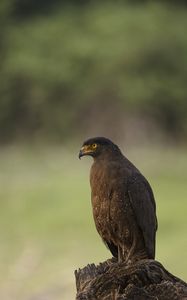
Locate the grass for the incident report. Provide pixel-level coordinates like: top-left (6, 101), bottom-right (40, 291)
top-left (0, 144), bottom-right (186, 299)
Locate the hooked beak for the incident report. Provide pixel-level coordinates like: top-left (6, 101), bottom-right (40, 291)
top-left (79, 145), bottom-right (92, 159)
top-left (79, 149), bottom-right (84, 159)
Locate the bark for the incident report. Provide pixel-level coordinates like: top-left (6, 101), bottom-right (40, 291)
top-left (75, 258), bottom-right (187, 300)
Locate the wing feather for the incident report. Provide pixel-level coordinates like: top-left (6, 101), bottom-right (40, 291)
top-left (128, 174), bottom-right (157, 258)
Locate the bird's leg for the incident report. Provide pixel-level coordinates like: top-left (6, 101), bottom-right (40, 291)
top-left (125, 235), bottom-right (136, 264)
top-left (118, 245), bottom-right (127, 263)
top-left (117, 245), bottom-right (123, 263)
top-left (122, 244), bottom-right (126, 259)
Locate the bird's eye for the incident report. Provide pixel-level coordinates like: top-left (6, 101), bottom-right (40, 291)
top-left (92, 143), bottom-right (97, 149)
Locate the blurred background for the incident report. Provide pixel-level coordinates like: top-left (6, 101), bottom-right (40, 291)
top-left (0, 0), bottom-right (187, 299)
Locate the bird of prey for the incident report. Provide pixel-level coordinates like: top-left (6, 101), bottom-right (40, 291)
top-left (79, 137), bottom-right (157, 263)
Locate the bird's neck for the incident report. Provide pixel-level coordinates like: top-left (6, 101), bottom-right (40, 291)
top-left (94, 149), bottom-right (123, 162)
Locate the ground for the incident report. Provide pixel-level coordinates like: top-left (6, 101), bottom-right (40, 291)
top-left (0, 144), bottom-right (186, 300)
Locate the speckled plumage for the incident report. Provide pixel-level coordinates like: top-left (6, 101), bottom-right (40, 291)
top-left (79, 137), bottom-right (157, 262)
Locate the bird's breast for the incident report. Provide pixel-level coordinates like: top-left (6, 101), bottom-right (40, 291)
top-left (90, 164), bottom-right (133, 242)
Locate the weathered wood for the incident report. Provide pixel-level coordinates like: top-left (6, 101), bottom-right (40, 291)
top-left (75, 258), bottom-right (187, 299)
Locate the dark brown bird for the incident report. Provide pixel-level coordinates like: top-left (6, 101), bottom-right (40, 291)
top-left (79, 137), bottom-right (157, 262)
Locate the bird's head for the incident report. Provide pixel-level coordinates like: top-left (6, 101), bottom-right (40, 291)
top-left (79, 137), bottom-right (121, 160)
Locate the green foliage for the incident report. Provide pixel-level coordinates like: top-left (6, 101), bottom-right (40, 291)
top-left (1, 2), bottom-right (187, 141)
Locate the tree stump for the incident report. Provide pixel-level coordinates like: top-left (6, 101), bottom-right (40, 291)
top-left (75, 258), bottom-right (187, 299)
